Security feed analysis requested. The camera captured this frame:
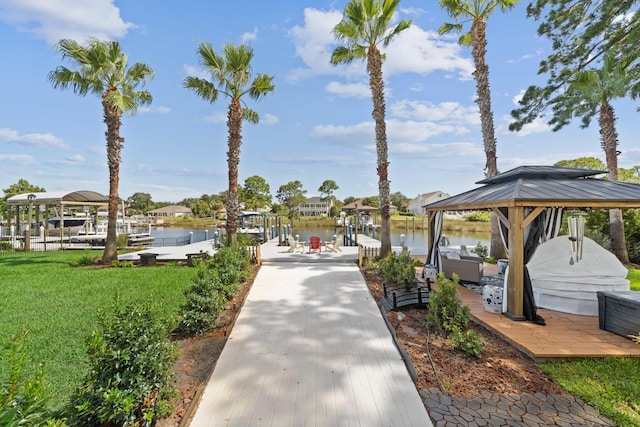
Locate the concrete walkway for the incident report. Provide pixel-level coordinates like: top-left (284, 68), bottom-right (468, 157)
top-left (188, 258), bottom-right (432, 426)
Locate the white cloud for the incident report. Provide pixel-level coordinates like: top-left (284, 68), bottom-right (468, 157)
top-left (287, 9), bottom-right (474, 82)
top-left (326, 81), bottom-right (370, 98)
top-left (260, 113), bottom-right (279, 125)
top-left (139, 106), bottom-right (171, 114)
top-left (183, 64), bottom-right (209, 80)
top-left (0, 0), bottom-right (134, 44)
top-left (204, 111), bottom-right (227, 124)
top-left (0, 154), bottom-right (35, 165)
top-left (0, 128), bottom-right (69, 149)
top-left (287, 8), bottom-right (347, 81)
top-left (311, 118), bottom-right (474, 150)
top-left (382, 25), bottom-right (474, 79)
top-left (391, 100), bottom-right (479, 125)
top-left (497, 114), bottom-right (550, 137)
top-left (241, 27), bottom-right (258, 43)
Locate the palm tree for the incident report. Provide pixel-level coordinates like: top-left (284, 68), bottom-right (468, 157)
top-left (330, 0), bottom-right (411, 258)
top-left (568, 53), bottom-right (633, 263)
top-left (48, 39), bottom-right (154, 263)
top-left (438, 0), bottom-right (518, 258)
top-left (184, 42), bottom-right (274, 246)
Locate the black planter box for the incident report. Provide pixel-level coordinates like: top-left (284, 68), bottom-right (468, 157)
top-left (597, 291), bottom-right (640, 339)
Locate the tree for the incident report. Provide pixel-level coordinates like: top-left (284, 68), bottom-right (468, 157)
top-left (276, 181), bottom-right (307, 222)
top-left (554, 157), bottom-right (606, 171)
top-left (184, 42), bottom-right (275, 246)
top-left (318, 180), bottom-right (340, 216)
top-left (563, 54), bottom-right (636, 262)
top-left (191, 199), bottom-right (212, 218)
top-left (126, 192), bottom-right (153, 214)
top-left (318, 180), bottom-right (339, 201)
top-left (242, 175), bottom-right (271, 211)
top-left (331, 0), bottom-right (411, 258)
top-left (390, 191), bottom-right (409, 212)
top-left (439, 0), bottom-right (518, 258)
top-left (511, 0), bottom-right (640, 132)
top-left (49, 39), bottom-right (154, 263)
top-left (1, 179), bottom-right (46, 220)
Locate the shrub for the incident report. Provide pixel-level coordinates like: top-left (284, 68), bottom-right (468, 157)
top-left (427, 274), bottom-right (484, 357)
top-left (74, 251), bottom-right (96, 266)
top-left (448, 325), bottom-right (485, 358)
top-left (465, 212), bottom-right (490, 222)
top-left (474, 242), bottom-right (488, 259)
top-left (70, 298), bottom-right (178, 427)
top-left (0, 241), bottom-right (13, 251)
top-left (207, 246), bottom-right (251, 299)
top-left (378, 251), bottom-right (415, 285)
top-left (116, 233), bottom-right (129, 248)
top-left (0, 330), bottom-right (56, 427)
top-left (427, 274), bottom-right (471, 333)
top-left (177, 267), bottom-right (227, 334)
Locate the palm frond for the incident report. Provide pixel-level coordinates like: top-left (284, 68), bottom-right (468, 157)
top-left (247, 74), bottom-right (275, 100)
top-left (242, 108), bottom-right (259, 124)
top-left (183, 76), bottom-right (219, 103)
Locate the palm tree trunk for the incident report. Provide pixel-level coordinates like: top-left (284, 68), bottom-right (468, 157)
top-left (600, 103), bottom-right (628, 263)
top-left (101, 93), bottom-right (123, 264)
top-left (226, 98), bottom-right (243, 246)
top-left (368, 45), bottom-right (391, 258)
top-left (471, 18), bottom-right (503, 258)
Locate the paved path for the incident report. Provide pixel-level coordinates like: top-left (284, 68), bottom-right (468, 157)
top-left (188, 261), bottom-right (432, 426)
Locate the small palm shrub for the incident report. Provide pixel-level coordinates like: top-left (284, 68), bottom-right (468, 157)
top-left (427, 274), bottom-right (484, 357)
top-left (378, 251), bottom-right (415, 285)
top-left (474, 242), bottom-right (488, 259)
top-left (70, 298), bottom-right (178, 427)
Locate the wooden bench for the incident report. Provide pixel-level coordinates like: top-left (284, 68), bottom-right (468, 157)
top-left (139, 252), bottom-right (158, 266)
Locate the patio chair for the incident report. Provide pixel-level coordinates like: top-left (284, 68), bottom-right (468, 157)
top-left (325, 235), bottom-right (343, 253)
top-left (308, 236), bottom-right (322, 254)
top-left (286, 235), bottom-right (304, 253)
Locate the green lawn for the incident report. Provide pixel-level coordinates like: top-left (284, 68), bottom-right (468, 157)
top-left (0, 250), bottom-right (195, 410)
top-left (627, 268), bottom-right (640, 291)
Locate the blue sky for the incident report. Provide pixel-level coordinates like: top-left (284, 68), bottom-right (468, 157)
top-left (1, 1), bottom-right (639, 203)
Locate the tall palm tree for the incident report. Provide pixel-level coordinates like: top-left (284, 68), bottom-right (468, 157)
top-left (184, 42), bottom-right (274, 246)
top-left (331, 0), bottom-right (411, 258)
top-left (568, 53), bottom-right (632, 263)
top-left (439, 0), bottom-right (518, 258)
top-left (48, 39), bottom-right (154, 263)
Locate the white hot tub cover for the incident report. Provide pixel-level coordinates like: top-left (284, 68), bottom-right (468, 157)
top-left (527, 235), bottom-right (630, 316)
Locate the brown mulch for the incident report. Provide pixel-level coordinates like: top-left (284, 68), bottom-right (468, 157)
top-left (158, 264), bottom-right (566, 426)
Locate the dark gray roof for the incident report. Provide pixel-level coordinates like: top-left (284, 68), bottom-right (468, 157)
top-left (7, 190), bottom-right (108, 205)
top-left (425, 166), bottom-right (640, 211)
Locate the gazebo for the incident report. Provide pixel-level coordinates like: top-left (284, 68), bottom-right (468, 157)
top-left (424, 166), bottom-right (640, 324)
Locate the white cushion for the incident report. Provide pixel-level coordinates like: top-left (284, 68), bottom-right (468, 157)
top-left (446, 252), bottom-right (461, 260)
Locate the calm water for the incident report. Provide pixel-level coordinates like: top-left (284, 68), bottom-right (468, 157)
top-left (150, 226), bottom-right (490, 255)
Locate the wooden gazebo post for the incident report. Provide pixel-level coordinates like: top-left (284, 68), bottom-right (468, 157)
top-left (505, 206), bottom-right (525, 320)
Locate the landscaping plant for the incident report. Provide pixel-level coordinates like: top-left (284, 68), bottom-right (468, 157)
top-left (427, 274), bottom-right (484, 357)
top-left (70, 297), bottom-right (178, 427)
top-left (378, 251), bottom-right (416, 286)
top-left (178, 245), bottom-right (252, 335)
top-left (0, 331), bottom-right (61, 426)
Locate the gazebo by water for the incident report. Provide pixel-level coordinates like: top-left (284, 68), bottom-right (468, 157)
top-left (424, 166), bottom-right (640, 324)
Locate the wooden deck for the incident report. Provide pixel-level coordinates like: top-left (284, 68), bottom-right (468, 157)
top-left (457, 284), bottom-right (640, 361)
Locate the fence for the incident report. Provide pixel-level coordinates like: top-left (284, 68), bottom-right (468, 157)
top-left (358, 244), bottom-right (381, 268)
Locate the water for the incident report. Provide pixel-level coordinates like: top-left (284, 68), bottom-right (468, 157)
top-left (148, 226), bottom-right (490, 254)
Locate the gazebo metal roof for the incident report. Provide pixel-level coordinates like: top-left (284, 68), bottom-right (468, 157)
top-left (7, 190), bottom-right (108, 206)
top-left (424, 166), bottom-right (640, 211)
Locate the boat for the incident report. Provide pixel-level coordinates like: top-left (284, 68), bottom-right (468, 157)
top-left (72, 217), bottom-right (154, 246)
top-left (238, 211), bottom-right (265, 242)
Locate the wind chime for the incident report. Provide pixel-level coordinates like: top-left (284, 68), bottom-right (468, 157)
top-left (568, 214), bottom-right (585, 265)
